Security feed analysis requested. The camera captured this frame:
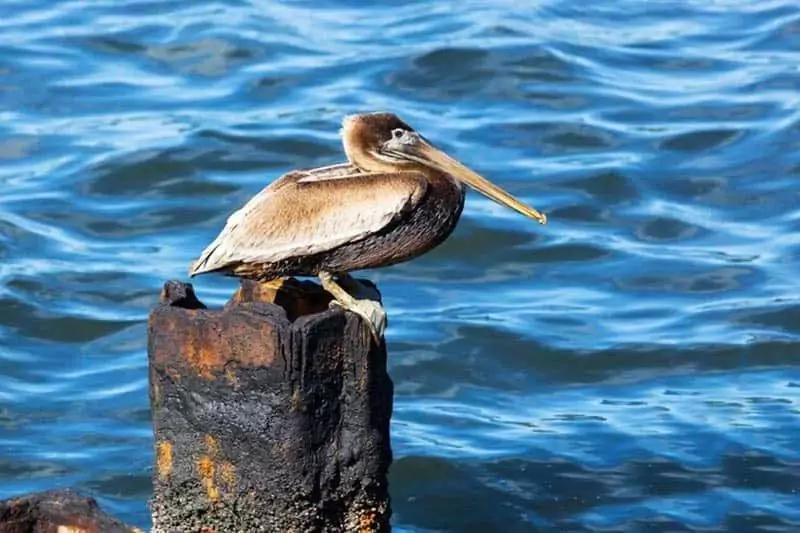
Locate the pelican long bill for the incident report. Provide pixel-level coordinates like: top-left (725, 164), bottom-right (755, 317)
top-left (396, 140), bottom-right (547, 225)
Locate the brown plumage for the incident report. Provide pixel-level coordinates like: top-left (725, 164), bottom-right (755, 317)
top-left (189, 112), bottom-right (545, 279)
top-left (188, 112), bottom-right (546, 340)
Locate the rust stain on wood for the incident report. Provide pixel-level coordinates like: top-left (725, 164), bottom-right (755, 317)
top-left (187, 343), bottom-right (220, 380)
top-left (184, 326), bottom-right (224, 380)
top-left (153, 307), bottom-right (280, 379)
top-left (196, 455), bottom-right (219, 502)
top-left (156, 440), bottom-right (173, 480)
top-left (196, 435), bottom-right (224, 502)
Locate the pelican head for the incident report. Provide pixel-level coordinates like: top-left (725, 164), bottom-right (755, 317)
top-left (341, 112), bottom-right (547, 224)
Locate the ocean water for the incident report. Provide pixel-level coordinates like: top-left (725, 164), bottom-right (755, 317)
top-left (1, 1), bottom-right (799, 531)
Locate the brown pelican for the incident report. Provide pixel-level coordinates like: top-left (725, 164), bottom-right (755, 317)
top-left (189, 112), bottom-right (546, 341)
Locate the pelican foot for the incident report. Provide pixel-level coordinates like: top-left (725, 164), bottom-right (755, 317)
top-left (318, 272), bottom-right (387, 343)
top-left (329, 298), bottom-right (386, 343)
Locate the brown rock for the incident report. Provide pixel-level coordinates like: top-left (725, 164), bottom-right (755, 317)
top-left (0, 489), bottom-right (138, 533)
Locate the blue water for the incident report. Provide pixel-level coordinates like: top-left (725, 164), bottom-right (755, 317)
top-left (1, 1), bottom-right (799, 531)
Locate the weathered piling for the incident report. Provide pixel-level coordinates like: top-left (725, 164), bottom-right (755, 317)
top-left (0, 489), bottom-right (138, 533)
top-left (148, 279), bottom-right (393, 532)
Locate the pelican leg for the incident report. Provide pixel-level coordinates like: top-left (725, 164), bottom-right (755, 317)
top-left (318, 271), bottom-right (387, 343)
top-left (337, 273), bottom-right (382, 302)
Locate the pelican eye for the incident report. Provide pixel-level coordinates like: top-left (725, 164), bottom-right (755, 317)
top-left (382, 127), bottom-right (417, 160)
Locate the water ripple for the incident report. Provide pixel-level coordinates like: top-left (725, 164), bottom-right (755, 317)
top-left (1, 0), bottom-right (799, 530)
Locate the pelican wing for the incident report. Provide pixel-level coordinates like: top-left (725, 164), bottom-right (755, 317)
top-left (189, 168), bottom-right (428, 276)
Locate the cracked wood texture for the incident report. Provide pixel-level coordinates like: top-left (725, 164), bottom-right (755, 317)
top-left (148, 279), bottom-right (393, 533)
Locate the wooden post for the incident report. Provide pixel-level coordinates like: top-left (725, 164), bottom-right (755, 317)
top-left (147, 279), bottom-right (393, 532)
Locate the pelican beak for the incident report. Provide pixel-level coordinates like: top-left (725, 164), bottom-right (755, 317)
top-left (405, 139), bottom-right (547, 224)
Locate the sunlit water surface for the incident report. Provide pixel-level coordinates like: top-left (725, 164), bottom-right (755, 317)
top-left (1, 1), bottom-right (799, 531)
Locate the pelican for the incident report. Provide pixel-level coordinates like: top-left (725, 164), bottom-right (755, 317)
top-left (189, 112), bottom-right (546, 341)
